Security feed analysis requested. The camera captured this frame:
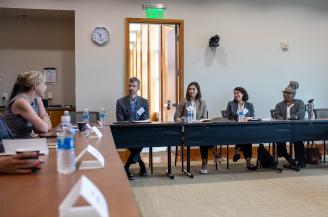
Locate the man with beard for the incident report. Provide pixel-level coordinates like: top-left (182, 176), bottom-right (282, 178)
top-left (116, 77), bottom-right (149, 180)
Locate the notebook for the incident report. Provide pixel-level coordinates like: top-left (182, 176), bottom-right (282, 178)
top-left (0, 138), bottom-right (49, 155)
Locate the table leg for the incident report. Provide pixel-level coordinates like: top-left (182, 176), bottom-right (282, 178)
top-left (165, 146), bottom-right (174, 179)
top-left (324, 140), bottom-right (326, 163)
top-left (149, 147), bottom-right (153, 174)
top-left (181, 144), bottom-right (184, 172)
top-left (183, 146), bottom-right (194, 178)
top-left (226, 144), bottom-right (229, 169)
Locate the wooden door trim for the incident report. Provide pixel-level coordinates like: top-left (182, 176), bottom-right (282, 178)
top-left (125, 17), bottom-right (184, 102)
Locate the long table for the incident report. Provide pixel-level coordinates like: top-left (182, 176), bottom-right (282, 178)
top-left (183, 120), bottom-right (328, 177)
top-left (110, 120), bottom-right (328, 178)
top-left (0, 127), bottom-right (141, 217)
top-left (110, 122), bottom-right (182, 179)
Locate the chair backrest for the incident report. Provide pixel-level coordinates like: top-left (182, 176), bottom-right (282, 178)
top-left (270, 109), bottom-right (275, 119)
top-left (314, 108), bottom-right (328, 119)
top-left (69, 111), bottom-right (100, 123)
top-left (221, 110), bottom-right (226, 118)
top-left (0, 117), bottom-right (13, 140)
top-left (0, 117), bottom-right (13, 152)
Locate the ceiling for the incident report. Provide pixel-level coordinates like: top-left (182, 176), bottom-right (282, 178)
top-left (0, 7), bottom-right (74, 20)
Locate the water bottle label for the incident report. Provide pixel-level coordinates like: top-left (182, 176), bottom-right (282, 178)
top-left (57, 137), bottom-right (74, 150)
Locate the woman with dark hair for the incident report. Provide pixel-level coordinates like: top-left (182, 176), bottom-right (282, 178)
top-left (3, 71), bottom-right (52, 138)
top-left (224, 87), bottom-right (257, 170)
top-left (175, 82), bottom-right (224, 174)
top-left (274, 81), bottom-right (306, 169)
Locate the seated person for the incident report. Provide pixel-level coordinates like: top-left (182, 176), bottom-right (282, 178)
top-left (174, 82), bottom-right (224, 174)
top-left (0, 153), bottom-right (41, 174)
top-left (3, 71), bottom-right (52, 138)
top-left (0, 117), bottom-right (40, 174)
top-left (116, 77), bottom-right (148, 180)
top-left (224, 87), bottom-right (257, 170)
top-left (274, 81), bottom-right (306, 168)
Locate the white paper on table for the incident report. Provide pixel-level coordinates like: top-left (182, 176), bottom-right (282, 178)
top-left (0, 138), bottom-right (49, 155)
top-left (75, 145), bottom-right (105, 170)
top-left (59, 175), bottom-right (109, 217)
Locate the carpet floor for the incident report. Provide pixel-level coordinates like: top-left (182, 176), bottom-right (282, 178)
top-left (129, 162), bottom-right (328, 217)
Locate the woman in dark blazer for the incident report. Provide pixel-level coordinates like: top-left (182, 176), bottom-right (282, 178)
top-left (175, 82), bottom-right (224, 174)
top-left (224, 87), bottom-right (257, 170)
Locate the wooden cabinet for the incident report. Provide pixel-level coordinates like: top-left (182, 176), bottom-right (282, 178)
top-left (47, 110), bottom-right (64, 127)
top-left (47, 107), bottom-right (75, 127)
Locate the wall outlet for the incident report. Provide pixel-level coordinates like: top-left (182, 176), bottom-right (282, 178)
top-left (47, 92), bottom-right (53, 99)
top-left (2, 92), bottom-right (7, 100)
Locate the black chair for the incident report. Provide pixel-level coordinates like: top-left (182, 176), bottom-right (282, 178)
top-left (314, 108), bottom-right (328, 163)
top-left (269, 109), bottom-right (276, 152)
top-left (220, 110), bottom-right (230, 169)
top-left (69, 111), bottom-right (100, 124)
top-left (0, 117), bottom-right (13, 152)
top-left (270, 109), bottom-right (294, 161)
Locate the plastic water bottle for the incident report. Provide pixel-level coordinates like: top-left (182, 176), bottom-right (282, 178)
top-left (99, 107), bottom-right (106, 124)
top-left (237, 109), bottom-right (244, 122)
top-left (57, 115), bottom-right (76, 174)
top-left (187, 110), bottom-right (193, 123)
top-left (82, 108), bottom-right (89, 123)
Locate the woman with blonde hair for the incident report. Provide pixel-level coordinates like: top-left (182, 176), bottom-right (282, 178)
top-left (3, 71), bottom-right (52, 138)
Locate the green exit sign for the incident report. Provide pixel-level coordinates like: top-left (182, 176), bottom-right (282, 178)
top-left (145, 8), bottom-right (165, 19)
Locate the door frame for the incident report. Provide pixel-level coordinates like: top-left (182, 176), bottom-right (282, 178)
top-left (124, 17), bottom-right (184, 107)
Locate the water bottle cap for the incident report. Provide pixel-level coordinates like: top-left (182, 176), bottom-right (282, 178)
top-left (61, 115), bottom-right (71, 123)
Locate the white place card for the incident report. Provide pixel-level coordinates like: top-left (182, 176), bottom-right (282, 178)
top-left (59, 175), bottom-right (109, 217)
top-left (75, 145), bottom-right (105, 170)
top-left (82, 127), bottom-right (103, 139)
top-left (91, 126), bottom-right (103, 138)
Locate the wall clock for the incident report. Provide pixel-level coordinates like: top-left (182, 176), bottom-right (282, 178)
top-left (91, 26), bottom-right (109, 46)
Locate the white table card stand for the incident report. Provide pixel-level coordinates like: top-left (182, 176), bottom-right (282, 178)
top-left (75, 145), bottom-right (105, 170)
top-left (82, 127), bottom-right (103, 139)
top-left (91, 126), bottom-right (103, 138)
top-left (59, 175), bottom-right (109, 217)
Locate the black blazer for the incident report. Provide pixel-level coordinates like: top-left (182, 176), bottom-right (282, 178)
top-left (224, 101), bottom-right (255, 121)
top-left (116, 95), bottom-right (149, 121)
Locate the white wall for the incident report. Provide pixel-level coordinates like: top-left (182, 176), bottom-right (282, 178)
top-left (0, 0), bottom-right (328, 120)
top-left (0, 15), bottom-right (75, 106)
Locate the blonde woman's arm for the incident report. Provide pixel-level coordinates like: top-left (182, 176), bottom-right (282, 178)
top-left (36, 97), bottom-right (52, 130)
top-left (11, 98), bottom-right (49, 133)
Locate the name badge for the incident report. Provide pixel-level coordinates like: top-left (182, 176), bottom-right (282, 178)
top-left (137, 107), bottom-right (145, 116)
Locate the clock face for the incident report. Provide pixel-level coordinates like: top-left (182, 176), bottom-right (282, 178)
top-left (91, 26), bottom-right (109, 45)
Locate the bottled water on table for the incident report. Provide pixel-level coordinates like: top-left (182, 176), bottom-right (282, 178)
top-left (99, 107), bottom-right (106, 124)
top-left (57, 115), bottom-right (76, 174)
top-left (187, 110), bottom-right (193, 123)
top-left (82, 108), bottom-right (89, 123)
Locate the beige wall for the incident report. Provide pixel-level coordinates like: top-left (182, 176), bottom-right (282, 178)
top-left (1, 0), bottom-right (328, 120)
top-left (0, 15), bottom-right (75, 106)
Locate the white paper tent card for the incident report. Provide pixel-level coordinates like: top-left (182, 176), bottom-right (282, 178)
top-left (82, 127), bottom-right (103, 139)
top-left (59, 175), bottom-right (109, 217)
top-left (75, 145), bottom-right (105, 170)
